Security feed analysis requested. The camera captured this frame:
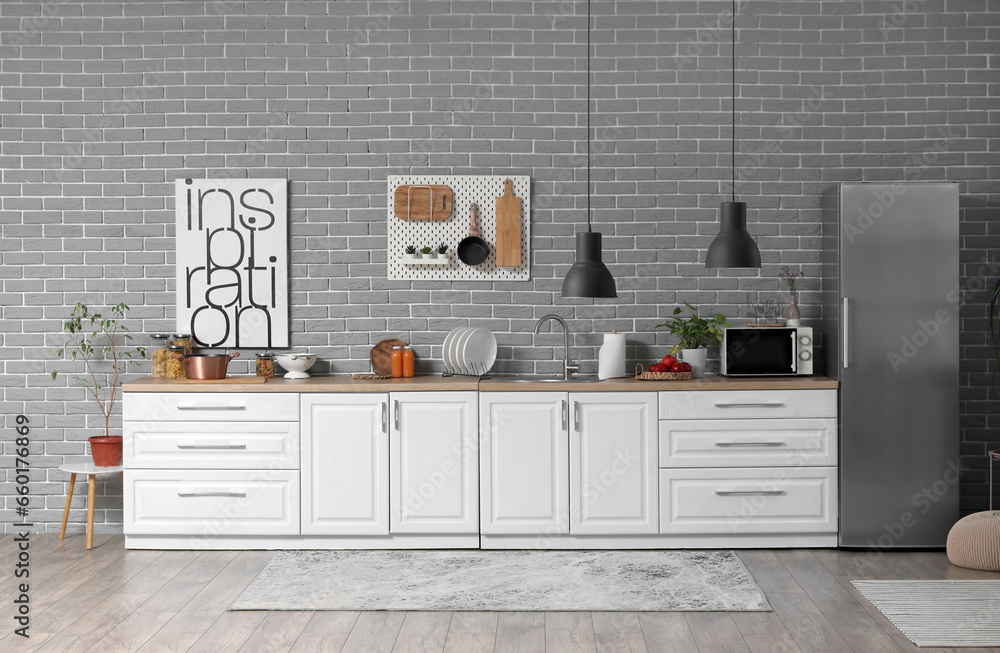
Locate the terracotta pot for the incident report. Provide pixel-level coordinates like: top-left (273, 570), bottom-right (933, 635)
top-left (181, 352), bottom-right (240, 380)
top-left (89, 435), bottom-right (122, 467)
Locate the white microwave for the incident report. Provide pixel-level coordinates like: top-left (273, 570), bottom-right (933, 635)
top-left (721, 326), bottom-right (814, 376)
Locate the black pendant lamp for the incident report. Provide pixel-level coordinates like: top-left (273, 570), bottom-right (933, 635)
top-left (705, 0), bottom-right (761, 269)
top-left (562, 0), bottom-right (617, 298)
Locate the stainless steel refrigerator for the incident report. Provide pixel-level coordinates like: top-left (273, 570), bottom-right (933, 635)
top-left (821, 183), bottom-right (959, 548)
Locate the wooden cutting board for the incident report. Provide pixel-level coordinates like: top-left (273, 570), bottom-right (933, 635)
top-left (495, 179), bottom-right (522, 267)
top-left (393, 185), bottom-right (454, 221)
top-left (370, 338), bottom-right (406, 376)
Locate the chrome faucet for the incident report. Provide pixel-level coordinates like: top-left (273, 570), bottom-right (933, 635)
top-left (534, 314), bottom-right (579, 380)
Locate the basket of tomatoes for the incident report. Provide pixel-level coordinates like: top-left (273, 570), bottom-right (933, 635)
top-left (635, 354), bottom-right (693, 381)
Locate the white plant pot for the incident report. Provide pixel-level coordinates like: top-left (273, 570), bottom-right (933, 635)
top-left (403, 253), bottom-right (417, 260)
top-left (435, 252), bottom-right (448, 259)
top-left (680, 347), bottom-right (708, 378)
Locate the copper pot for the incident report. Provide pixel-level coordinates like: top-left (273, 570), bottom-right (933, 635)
top-left (181, 352), bottom-right (240, 380)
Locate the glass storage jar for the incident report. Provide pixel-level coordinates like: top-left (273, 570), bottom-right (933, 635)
top-left (402, 346), bottom-right (415, 378)
top-left (256, 352), bottom-right (274, 378)
top-left (172, 333), bottom-right (193, 355)
top-left (150, 334), bottom-right (171, 378)
top-left (165, 344), bottom-right (187, 379)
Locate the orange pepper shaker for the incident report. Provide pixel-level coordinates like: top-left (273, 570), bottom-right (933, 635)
top-left (402, 346), bottom-right (415, 378)
top-left (391, 346), bottom-right (403, 378)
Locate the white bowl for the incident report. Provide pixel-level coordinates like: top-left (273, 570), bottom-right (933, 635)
top-left (275, 352), bottom-right (317, 379)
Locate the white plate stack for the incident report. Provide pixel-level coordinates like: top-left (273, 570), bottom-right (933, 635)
top-left (442, 327), bottom-right (497, 376)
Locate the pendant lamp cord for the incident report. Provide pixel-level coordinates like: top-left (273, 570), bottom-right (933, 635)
top-left (586, 0), bottom-right (592, 232)
top-left (731, 0), bottom-right (736, 203)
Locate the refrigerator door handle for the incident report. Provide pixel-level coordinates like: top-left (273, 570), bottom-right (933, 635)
top-left (842, 297), bottom-right (849, 368)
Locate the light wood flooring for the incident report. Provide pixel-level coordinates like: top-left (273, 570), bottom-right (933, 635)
top-left (3, 534), bottom-right (1000, 652)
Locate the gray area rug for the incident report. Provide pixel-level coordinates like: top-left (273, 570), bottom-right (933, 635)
top-left (230, 549), bottom-right (771, 612)
top-left (853, 580), bottom-right (1000, 647)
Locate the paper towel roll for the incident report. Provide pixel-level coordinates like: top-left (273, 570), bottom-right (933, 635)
top-left (598, 332), bottom-right (626, 380)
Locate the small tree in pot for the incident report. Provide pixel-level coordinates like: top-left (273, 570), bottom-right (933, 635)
top-left (654, 301), bottom-right (730, 377)
top-left (51, 303), bottom-right (147, 466)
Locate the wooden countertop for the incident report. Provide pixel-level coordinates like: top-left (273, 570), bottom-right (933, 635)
top-left (124, 375), bottom-right (837, 393)
top-left (123, 376), bottom-right (481, 393)
top-left (479, 375), bottom-right (838, 392)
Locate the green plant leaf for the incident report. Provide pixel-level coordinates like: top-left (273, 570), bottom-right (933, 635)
top-left (50, 371), bottom-right (57, 380)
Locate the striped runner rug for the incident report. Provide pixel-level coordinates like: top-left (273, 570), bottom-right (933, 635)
top-left (852, 580), bottom-right (1000, 647)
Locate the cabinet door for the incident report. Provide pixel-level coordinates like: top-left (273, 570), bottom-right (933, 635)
top-left (301, 394), bottom-right (389, 535)
top-left (569, 392), bottom-right (658, 534)
top-left (480, 392), bottom-right (569, 535)
top-left (390, 391), bottom-right (478, 534)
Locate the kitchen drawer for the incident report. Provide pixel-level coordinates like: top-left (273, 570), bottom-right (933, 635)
top-left (124, 422), bottom-right (299, 470)
top-left (659, 467), bottom-right (837, 534)
top-left (124, 469), bottom-right (299, 535)
top-left (124, 392), bottom-right (298, 422)
top-left (659, 389), bottom-right (836, 420)
top-left (659, 418), bottom-right (836, 468)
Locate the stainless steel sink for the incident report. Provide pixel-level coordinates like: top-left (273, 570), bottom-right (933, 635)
top-left (496, 375), bottom-right (604, 384)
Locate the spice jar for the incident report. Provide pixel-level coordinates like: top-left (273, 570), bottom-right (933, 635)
top-left (256, 352), bottom-right (274, 379)
top-left (402, 346), bottom-right (415, 378)
top-left (391, 346), bottom-right (403, 378)
top-left (165, 344), bottom-right (187, 379)
top-left (172, 333), bottom-right (193, 355)
top-left (151, 334), bottom-right (171, 378)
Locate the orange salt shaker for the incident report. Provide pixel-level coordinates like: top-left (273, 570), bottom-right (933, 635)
top-left (402, 346), bottom-right (415, 378)
top-left (391, 346), bottom-right (403, 378)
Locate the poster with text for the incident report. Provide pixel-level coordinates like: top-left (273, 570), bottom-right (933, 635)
top-left (175, 178), bottom-right (289, 348)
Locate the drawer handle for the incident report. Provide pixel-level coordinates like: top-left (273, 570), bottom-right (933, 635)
top-left (714, 441), bottom-right (786, 448)
top-left (176, 405), bottom-right (247, 411)
top-left (176, 443), bottom-right (247, 450)
top-left (714, 490), bottom-right (786, 496)
top-left (177, 491), bottom-right (247, 498)
top-left (713, 402), bottom-right (786, 408)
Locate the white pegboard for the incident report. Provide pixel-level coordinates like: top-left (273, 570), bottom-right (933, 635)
top-left (388, 175), bottom-right (530, 281)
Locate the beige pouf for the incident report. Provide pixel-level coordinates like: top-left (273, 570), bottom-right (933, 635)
top-left (947, 511), bottom-right (1000, 571)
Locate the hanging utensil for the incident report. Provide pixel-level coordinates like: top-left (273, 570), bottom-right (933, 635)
top-left (495, 178), bottom-right (522, 267)
top-left (457, 203), bottom-right (490, 266)
top-left (393, 184), bottom-right (454, 220)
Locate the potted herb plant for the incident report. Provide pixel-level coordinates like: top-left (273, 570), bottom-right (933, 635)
top-left (51, 303), bottom-right (147, 466)
top-left (403, 245), bottom-right (417, 260)
top-left (420, 246), bottom-right (434, 259)
top-left (435, 243), bottom-right (449, 260)
top-left (654, 301), bottom-right (731, 377)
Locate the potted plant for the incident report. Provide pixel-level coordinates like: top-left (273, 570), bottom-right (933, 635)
top-left (780, 265), bottom-right (805, 326)
top-left (403, 245), bottom-right (417, 260)
top-left (420, 246), bottom-right (434, 259)
top-left (435, 243), bottom-right (448, 260)
top-left (51, 303), bottom-right (147, 466)
top-left (654, 301), bottom-right (730, 377)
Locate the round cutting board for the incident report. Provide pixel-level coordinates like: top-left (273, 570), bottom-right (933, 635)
top-left (370, 339), bottom-right (406, 376)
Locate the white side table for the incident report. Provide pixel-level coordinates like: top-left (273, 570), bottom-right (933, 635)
top-left (59, 463), bottom-right (123, 550)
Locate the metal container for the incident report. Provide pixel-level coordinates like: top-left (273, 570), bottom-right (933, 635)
top-left (181, 351), bottom-right (240, 380)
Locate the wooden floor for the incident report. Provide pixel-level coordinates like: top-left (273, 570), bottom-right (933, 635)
top-left (4, 534), bottom-right (1000, 653)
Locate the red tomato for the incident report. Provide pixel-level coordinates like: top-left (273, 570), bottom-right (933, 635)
top-left (671, 362), bottom-right (693, 372)
top-left (649, 363), bottom-right (667, 373)
top-left (661, 354), bottom-right (678, 368)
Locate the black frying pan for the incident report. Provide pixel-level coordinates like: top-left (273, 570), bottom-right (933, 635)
top-left (457, 203), bottom-right (490, 265)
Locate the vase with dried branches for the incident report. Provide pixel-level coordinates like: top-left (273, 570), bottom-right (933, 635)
top-left (780, 266), bottom-right (805, 326)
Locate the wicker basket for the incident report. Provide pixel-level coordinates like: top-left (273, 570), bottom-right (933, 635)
top-left (634, 364), bottom-right (693, 381)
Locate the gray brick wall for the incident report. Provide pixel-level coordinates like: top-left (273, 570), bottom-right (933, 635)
top-left (1, 0), bottom-right (997, 533)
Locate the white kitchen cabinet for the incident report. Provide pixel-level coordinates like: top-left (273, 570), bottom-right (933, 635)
top-left (301, 394), bottom-right (389, 535)
top-left (479, 392), bottom-right (569, 535)
top-left (390, 391), bottom-right (479, 534)
top-left (570, 392), bottom-right (658, 534)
